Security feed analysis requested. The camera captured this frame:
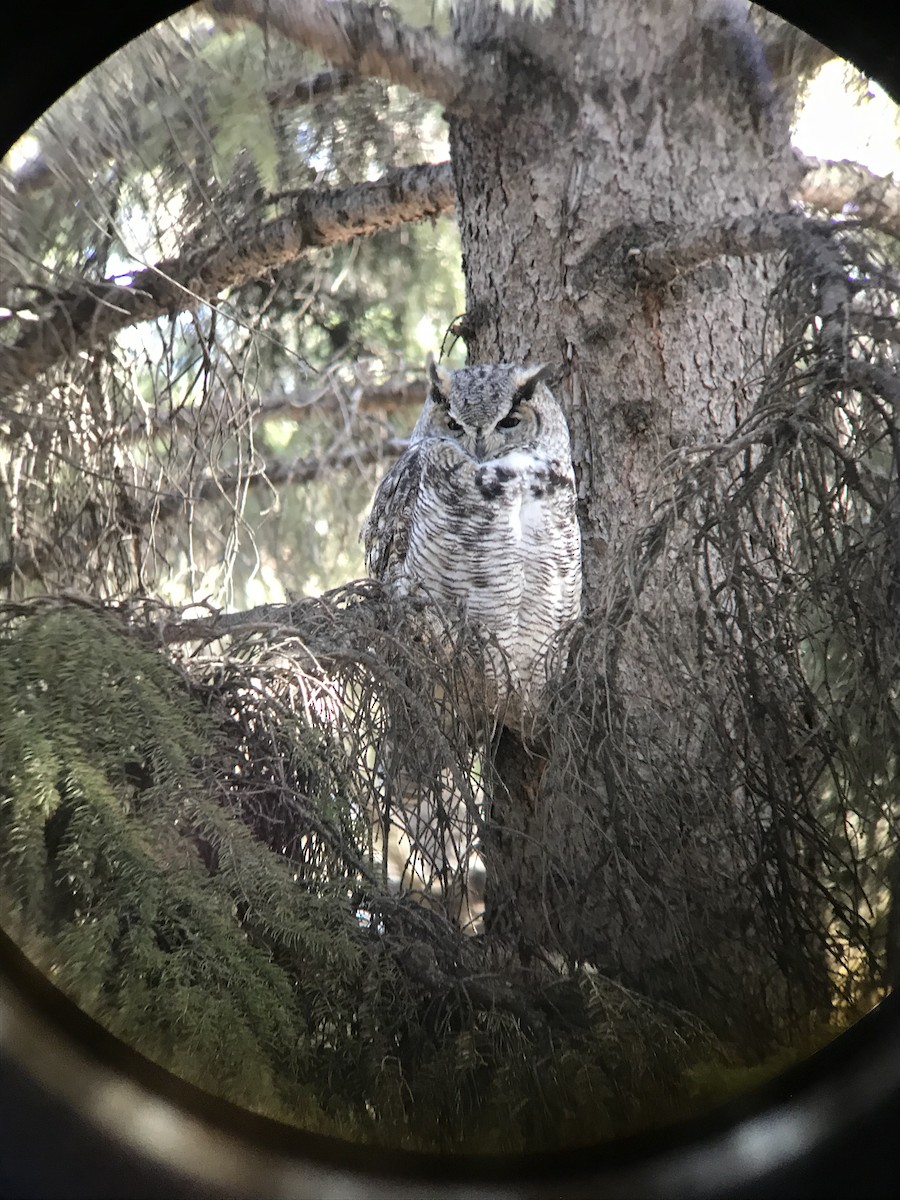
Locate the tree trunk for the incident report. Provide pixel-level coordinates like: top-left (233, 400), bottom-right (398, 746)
top-left (449, 0), bottom-right (828, 1043)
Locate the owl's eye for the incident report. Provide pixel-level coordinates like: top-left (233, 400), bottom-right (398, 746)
top-left (446, 416), bottom-right (464, 433)
top-left (496, 414), bottom-right (521, 430)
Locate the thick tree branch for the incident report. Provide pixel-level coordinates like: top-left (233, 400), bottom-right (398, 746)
top-left (625, 214), bottom-right (810, 286)
top-left (143, 597), bottom-right (310, 645)
top-left (751, 9), bottom-right (835, 96)
top-left (210, 0), bottom-right (502, 116)
top-left (265, 66), bottom-right (356, 110)
top-left (627, 213), bottom-right (869, 385)
top-left (796, 156), bottom-right (900, 240)
top-left (0, 163), bottom-right (454, 396)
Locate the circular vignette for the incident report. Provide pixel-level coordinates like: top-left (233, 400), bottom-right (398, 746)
top-left (0, 3), bottom-right (898, 1198)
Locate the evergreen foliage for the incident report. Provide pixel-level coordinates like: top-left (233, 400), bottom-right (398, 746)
top-left (0, 599), bottom-right (737, 1150)
top-left (0, 7), bottom-right (464, 608)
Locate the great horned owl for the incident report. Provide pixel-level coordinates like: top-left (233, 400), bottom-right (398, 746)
top-left (363, 357), bottom-right (582, 722)
top-left (362, 358), bottom-right (581, 929)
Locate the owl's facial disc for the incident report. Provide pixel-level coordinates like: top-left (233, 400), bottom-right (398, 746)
top-left (423, 358), bottom-right (554, 461)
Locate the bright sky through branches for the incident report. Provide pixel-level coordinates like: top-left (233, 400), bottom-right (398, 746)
top-left (792, 59), bottom-right (899, 176)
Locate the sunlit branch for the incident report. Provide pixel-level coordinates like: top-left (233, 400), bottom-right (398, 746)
top-left (0, 162), bottom-right (455, 395)
top-left (210, 0), bottom-right (503, 116)
top-left (796, 155), bottom-right (900, 240)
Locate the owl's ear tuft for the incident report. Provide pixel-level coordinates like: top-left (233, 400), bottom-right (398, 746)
top-left (426, 353), bottom-right (452, 403)
top-left (513, 362), bottom-right (555, 403)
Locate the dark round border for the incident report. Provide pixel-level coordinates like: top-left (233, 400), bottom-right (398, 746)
top-left (1, 3), bottom-right (898, 1197)
top-left (2, 924), bottom-right (898, 1198)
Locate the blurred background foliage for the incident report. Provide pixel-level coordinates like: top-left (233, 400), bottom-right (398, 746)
top-left (0, 3), bottom-right (465, 608)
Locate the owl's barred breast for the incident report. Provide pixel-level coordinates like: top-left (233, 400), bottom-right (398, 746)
top-left (401, 441), bottom-right (581, 695)
top-left (362, 359), bottom-right (583, 718)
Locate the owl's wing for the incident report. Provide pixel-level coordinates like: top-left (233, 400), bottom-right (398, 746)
top-left (362, 444), bottom-right (426, 583)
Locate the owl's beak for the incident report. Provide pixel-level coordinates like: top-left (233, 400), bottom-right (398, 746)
top-left (475, 432), bottom-right (487, 459)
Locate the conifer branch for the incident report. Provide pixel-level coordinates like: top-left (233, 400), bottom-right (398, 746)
top-left (796, 156), bottom-right (900, 240)
top-left (626, 168), bottom-right (899, 291)
top-left (625, 214), bottom-right (808, 286)
top-left (152, 438), bottom-right (408, 522)
top-left (0, 440), bottom-right (408, 590)
top-left (97, 375), bottom-right (425, 446)
top-left (0, 163), bottom-right (455, 396)
top-left (210, 0), bottom-right (503, 115)
top-left (9, 71), bottom-right (355, 197)
top-left (265, 66), bottom-right (356, 109)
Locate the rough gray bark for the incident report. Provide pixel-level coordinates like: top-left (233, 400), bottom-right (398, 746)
top-left (447, 0), bottom-right (829, 1037)
top-left (449, 0), bottom-right (800, 586)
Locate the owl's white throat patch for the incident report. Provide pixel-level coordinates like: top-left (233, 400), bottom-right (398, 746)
top-left (494, 450), bottom-right (538, 472)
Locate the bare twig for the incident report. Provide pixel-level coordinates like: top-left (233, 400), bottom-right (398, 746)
top-left (210, 0), bottom-right (503, 116)
top-left (110, 375), bottom-right (424, 446)
top-left (153, 438), bottom-right (407, 520)
top-left (0, 440), bottom-right (408, 590)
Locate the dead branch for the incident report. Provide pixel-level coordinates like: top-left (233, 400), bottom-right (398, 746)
top-left (152, 438), bottom-right (407, 521)
top-left (626, 213), bottom-right (811, 286)
top-left (210, 0), bottom-right (503, 117)
top-left (141, 596), bottom-right (304, 645)
top-left (0, 162), bottom-right (455, 396)
top-left (109, 375), bottom-right (424, 446)
top-left (124, 584), bottom-right (389, 648)
top-left (0, 440), bottom-right (407, 591)
top-left (796, 155), bottom-right (900, 240)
